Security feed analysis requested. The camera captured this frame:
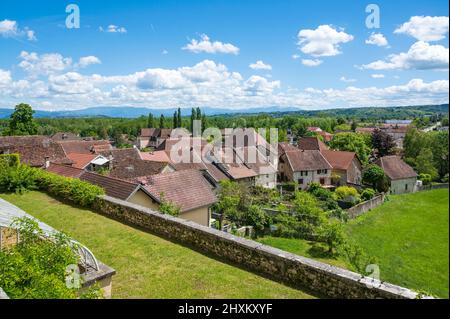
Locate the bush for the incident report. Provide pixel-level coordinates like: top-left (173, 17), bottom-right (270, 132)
top-left (334, 186), bottom-right (360, 203)
top-left (419, 173), bottom-right (432, 186)
top-left (0, 163), bottom-right (38, 194)
top-left (360, 188), bottom-right (376, 201)
top-left (34, 169), bottom-right (104, 207)
top-left (0, 153), bottom-right (20, 168)
top-left (158, 193), bottom-right (180, 216)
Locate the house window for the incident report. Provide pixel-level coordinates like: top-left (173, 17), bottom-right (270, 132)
top-left (317, 169), bottom-right (327, 174)
top-left (298, 179), bottom-right (304, 185)
top-left (405, 184), bottom-right (408, 191)
top-left (301, 171), bottom-right (308, 176)
top-left (320, 178), bottom-right (325, 185)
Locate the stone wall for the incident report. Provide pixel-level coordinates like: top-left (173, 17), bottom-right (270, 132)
top-left (347, 194), bottom-right (385, 219)
top-left (93, 195), bottom-right (421, 299)
top-left (417, 183), bottom-right (449, 192)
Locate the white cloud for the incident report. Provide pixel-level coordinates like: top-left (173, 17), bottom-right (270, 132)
top-left (0, 19), bottom-right (36, 41)
top-left (371, 74), bottom-right (385, 78)
top-left (1, 56), bottom-right (448, 110)
top-left (297, 25), bottom-right (353, 57)
top-left (182, 34), bottom-right (239, 55)
top-left (340, 76), bottom-right (356, 83)
top-left (77, 56), bottom-right (101, 68)
top-left (292, 54), bottom-right (300, 60)
top-left (249, 60), bottom-right (272, 70)
top-left (301, 59), bottom-right (323, 67)
top-left (394, 16), bottom-right (449, 42)
top-left (365, 32), bottom-right (389, 47)
top-left (99, 25), bottom-right (127, 33)
top-left (18, 51), bottom-right (73, 77)
top-left (361, 41), bottom-right (449, 70)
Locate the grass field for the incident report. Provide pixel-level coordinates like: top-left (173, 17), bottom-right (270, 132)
top-left (0, 191), bottom-right (313, 299)
top-left (346, 189), bottom-right (449, 298)
top-left (258, 189), bottom-right (449, 298)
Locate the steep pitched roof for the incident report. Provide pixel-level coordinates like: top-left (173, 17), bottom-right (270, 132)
top-left (234, 146), bottom-right (277, 175)
top-left (46, 163), bottom-right (85, 178)
top-left (215, 147), bottom-right (258, 180)
top-left (284, 149), bottom-right (332, 172)
top-left (321, 150), bottom-right (359, 170)
top-left (375, 156), bottom-right (417, 180)
top-left (57, 140), bottom-right (112, 154)
top-left (80, 171), bottom-right (144, 201)
top-left (139, 150), bottom-right (170, 162)
top-left (0, 135), bottom-right (72, 167)
top-left (140, 128), bottom-right (173, 139)
top-left (142, 169), bottom-right (218, 213)
top-left (51, 132), bottom-right (79, 141)
top-left (297, 137), bottom-right (328, 151)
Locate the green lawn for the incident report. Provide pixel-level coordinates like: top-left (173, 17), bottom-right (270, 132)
top-left (259, 189), bottom-right (449, 298)
top-left (0, 191), bottom-right (313, 299)
top-left (346, 189), bottom-right (449, 298)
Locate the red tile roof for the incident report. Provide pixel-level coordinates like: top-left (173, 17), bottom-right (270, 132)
top-left (46, 163), bottom-right (85, 178)
top-left (66, 153), bottom-right (98, 169)
top-left (139, 150), bottom-right (170, 162)
top-left (375, 156), bottom-right (417, 180)
top-left (0, 136), bottom-right (72, 167)
top-left (234, 146), bottom-right (277, 175)
top-left (321, 150), bottom-right (359, 170)
top-left (284, 149), bottom-right (332, 171)
top-left (142, 169), bottom-right (217, 212)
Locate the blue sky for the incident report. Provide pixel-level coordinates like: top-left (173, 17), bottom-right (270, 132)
top-left (0, 0), bottom-right (448, 110)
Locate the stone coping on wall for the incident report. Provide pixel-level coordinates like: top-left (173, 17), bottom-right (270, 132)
top-left (93, 195), bottom-right (426, 299)
top-left (0, 287), bottom-right (9, 299)
top-left (82, 261), bottom-right (116, 287)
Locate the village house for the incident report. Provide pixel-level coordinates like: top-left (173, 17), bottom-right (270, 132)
top-left (278, 143), bottom-right (332, 189)
top-left (321, 150), bottom-right (362, 186)
top-left (50, 132), bottom-right (80, 141)
top-left (133, 169), bottom-right (218, 227)
top-left (137, 128), bottom-right (174, 150)
top-left (234, 146), bottom-right (277, 189)
top-left (375, 155), bottom-right (418, 194)
top-left (306, 127), bottom-right (333, 142)
top-left (0, 136), bottom-right (72, 167)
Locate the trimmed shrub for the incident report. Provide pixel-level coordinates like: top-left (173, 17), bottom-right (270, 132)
top-left (419, 173), bottom-right (432, 186)
top-left (34, 169), bottom-right (104, 207)
top-left (0, 153), bottom-right (20, 168)
top-left (0, 163), bottom-right (38, 194)
top-left (334, 186), bottom-right (360, 203)
top-left (360, 188), bottom-right (376, 201)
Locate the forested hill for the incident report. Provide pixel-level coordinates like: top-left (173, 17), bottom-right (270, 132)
top-left (0, 104), bottom-right (448, 120)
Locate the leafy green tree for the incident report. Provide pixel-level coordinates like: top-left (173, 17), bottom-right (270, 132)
top-left (362, 164), bottom-right (388, 192)
top-left (159, 193), bottom-right (180, 216)
top-left (159, 114), bottom-right (165, 128)
top-left (329, 133), bottom-right (372, 164)
top-left (4, 103), bottom-right (38, 136)
top-left (415, 148), bottom-right (439, 180)
top-left (173, 111), bottom-right (178, 128)
top-left (147, 113), bottom-right (154, 128)
top-left (177, 108), bottom-right (182, 128)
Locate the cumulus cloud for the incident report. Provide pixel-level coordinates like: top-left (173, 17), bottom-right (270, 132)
top-left (182, 34), bottom-right (239, 55)
top-left (244, 75), bottom-right (280, 94)
top-left (18, 51), bottom-right (73, 77)
top-left (361, 41), bottom-right (449, 70)
top-left (77, 56), bottom-right (101, 68)
top-left (365, 33), bottom-right (389, 47)
top-left (0, 19), bottom-right (36, 41)
top-left (292, 54), bottom-right (300, 60)
top-left (0, 69), bottom-right (12, 85)
top-left (99, 25), bottom-right (127, 33)
top-left (301, 59), bottom-right (323, 67)
top-left (297, 25), bottom-right (353, 57)
top-left (340, 76), bottom-right (356, 83)
top-left (371, 74), bottom-right (385, 78)
top-left (394, 16), bottom-right (449, 42)
top-left (249, 60), bottom-right (272, 70)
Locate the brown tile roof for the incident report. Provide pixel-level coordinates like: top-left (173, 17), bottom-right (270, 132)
top-left (80, 171), bottom-right (142, 201)
top-left (57, 140), bottom-right (112, 154)
top-left (142, 169), bottom-right (217, 213)
top-left (284, 149), bottom-right (332, 172)
top-left (355, 127), bottom-right (376, 133)
top-left (51, 132), bottom-right (79, 141)
top-left (100, 148), bottom-right (168, 179)
top-left (140, 128), bottom-right (173, 139)
top-left (46, 163), bottom-right (85, 178)
top-left (216, 147), bottom-right (258, 180)
top-left (321, 150), bottom-right (358, 170)
top-left (139, 150), bottom-right (170, 162)
top-left (0, 135), bottom-right (72, 167)
top-left (375, 156), bottom-right (417, 180)
top-left (297, 137), bottom-right (329, 152)
top-left (66, 153), bottom-right (98, 169)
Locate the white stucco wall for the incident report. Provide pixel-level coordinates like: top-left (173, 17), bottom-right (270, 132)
top-left (390, 177), bottom-right (417, 194)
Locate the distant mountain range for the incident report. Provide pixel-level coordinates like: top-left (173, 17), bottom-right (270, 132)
top-left (0, 104), bottom-right (448, 119)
